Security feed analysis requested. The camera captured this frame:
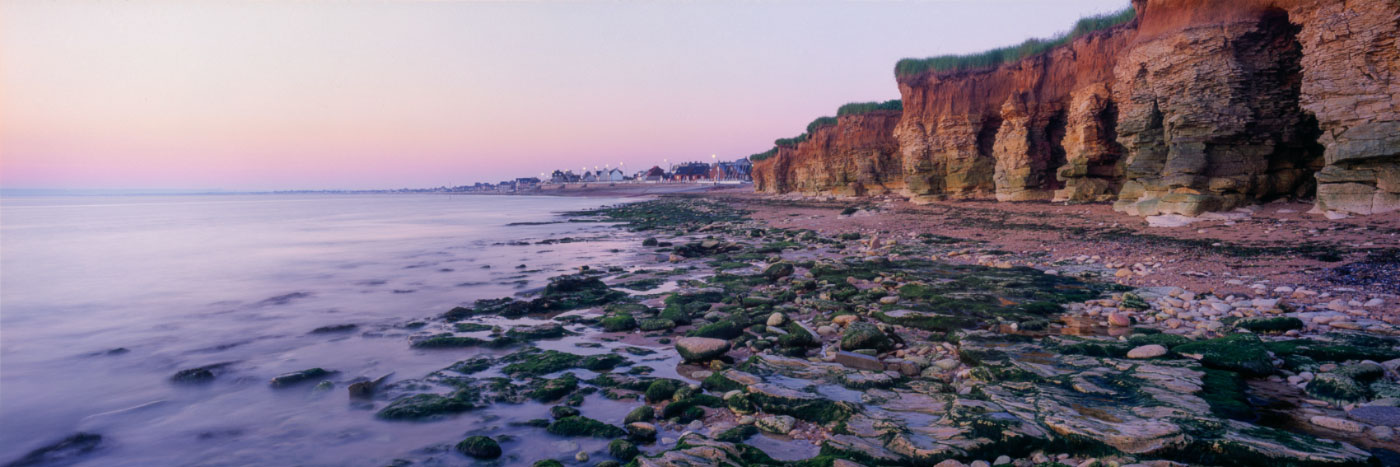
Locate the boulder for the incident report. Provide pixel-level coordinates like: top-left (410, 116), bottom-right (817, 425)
top-left (840, 322), bottom-right (893, 352)
top-left (456, 436), bottom-right (502, 459)
top-left (1127, 344), bottom-right (1168, 359)
top-left (756, 414), bottom-right (796, 434)
top-left (675, 337), bottom-right (731, 363)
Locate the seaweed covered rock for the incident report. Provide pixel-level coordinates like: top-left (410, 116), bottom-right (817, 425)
top-left (1172, 334), bottom-right (1276, 376)
top-left (1306, 373), bottom-right (1370, 403)
top-left (839, 322), bottom-right (892, 352)
top-left (536, 274), bottom-right (627, 312)
top-left (600, 314), bottom-right (638, 332)
top-left (675, 337), bottom-right (731, 363)
top-left (625, 405), bottom-right (655, 423)
top-left (376, 389), bottom-right (480, 420)
top-left (546, 416), bottom-right (626, 438)
top-left (528, 373), bottom-right (580, 402)
top-left (455, 436), bottom-right (502, 459)
top-left (762, 262), bottom-right (795, 282)
top-left (269, 368), bottom-right (333, 388)
top-left (1235, 317), bottom-right (1305, 334)
top-left (607, 439), bottom-right (640, 461)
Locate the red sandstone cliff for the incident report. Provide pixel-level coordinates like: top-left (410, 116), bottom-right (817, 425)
top-left (757, 0), bottom-right (1400, 217)
top-left (752, 111), bottom-right (902, 196)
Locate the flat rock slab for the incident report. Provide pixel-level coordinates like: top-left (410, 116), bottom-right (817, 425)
top-left (835, 351), bottom-right (885, 371)
top-left (1349, 405), bottom-right (1400, 426)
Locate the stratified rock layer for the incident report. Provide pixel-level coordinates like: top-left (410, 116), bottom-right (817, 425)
top-left (753, 110), bottom-right (903, 197)
top-left (757, 0), bottom-right (1400, 217)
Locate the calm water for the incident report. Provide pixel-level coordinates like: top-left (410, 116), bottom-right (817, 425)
top-left (0, 193), bottom-right (657, 466)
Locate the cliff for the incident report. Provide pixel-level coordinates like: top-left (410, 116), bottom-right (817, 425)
top-left (752, 110), bottom-right (903, 196)
top-left (755, 0), bottom-right (1400, 217)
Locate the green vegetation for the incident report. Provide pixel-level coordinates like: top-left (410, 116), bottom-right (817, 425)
top-left (456, 436), bottom-right (502, 459)
top-left (749, 148), bottom-right (778, 162)
top-left (774, 134), bottom-right (807, 148)
top-left (836, 99), bottom-right (901, 116)
top-left (376, 389), bottom-right (480, 420)
top-left (806, 116), bottom-right (838, 134)
top-left (546, 416), bottom-right (626, 438)
top-left (894, 6), bottom-right (1136, 78)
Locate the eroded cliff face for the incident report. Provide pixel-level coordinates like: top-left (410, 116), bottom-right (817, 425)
top-left (896, 25), bottom-right (1133, 203)
top-left (753, 111), bottom-right (903, 196)
top-left (759, 0), bottom-right (1400, 218)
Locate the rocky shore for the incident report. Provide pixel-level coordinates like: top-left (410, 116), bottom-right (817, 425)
top-left (22, 193), bottom-right (1393, 467)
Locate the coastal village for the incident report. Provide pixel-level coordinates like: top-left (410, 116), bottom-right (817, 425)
top-left (450, 159), bottom-right (755, 194)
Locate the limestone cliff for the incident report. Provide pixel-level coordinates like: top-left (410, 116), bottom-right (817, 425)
top-left (756, 0), bottom-right (1400, 217)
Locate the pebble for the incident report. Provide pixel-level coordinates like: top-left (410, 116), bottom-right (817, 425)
top-left (994, 455), bottom-right (1012, 466)
top-left (575, 452), bottom-right (589, 462)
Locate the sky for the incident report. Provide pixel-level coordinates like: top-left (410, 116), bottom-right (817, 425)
top-left (0, 0), bottom-right (1130, 191)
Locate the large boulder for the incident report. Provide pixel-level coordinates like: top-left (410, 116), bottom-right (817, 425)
top-left (675, 337), bottom-right (731, 362)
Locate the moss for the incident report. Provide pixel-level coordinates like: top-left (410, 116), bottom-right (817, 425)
top-left (624, 405), bottom-right (655, 423)
top-left (1305, 373), bottom-right (1369, 403)
top-left (747, 392), bottom-right (853, 424)
top-left (505, 324), bottom-right (570, 340)
top-left (377, 389), bottom-right (479, 420)
top-left (455, 435), bottom-right (502, 459)
top-left (600, 314), bottom-right (638, 332)
top-left (762, 262), bottom-right (795, 282)
top-left (529, 373), bottom-right (580, 402)
top-left (452, 322), bottom-right (492, 332)
top-left (1264, 336), bottom-right (1400, 363)
top-left (620, 278), bottom-right (666, 291)
top-left (608, 439), bottom-right (640, 461)
top-left (839, 322), bottom-right (893, 352)
top-left (411, 334), bottom-right (511, 349)
top-left (502, 349), bottom-right (582, 377)
top-left (638, 318), bottom-right (676, 331)
top-left (446, 357), bottom-right (493, 374)
top-left (551, 405), bottom-right (581, 418)
top-left (582, 353), bottom-right (627, 371)
top-left (645, 379), bottom-right (684, 403)
top-left (1235, 317), bottom-right (1304, 334)
top-left (1199, 368), bottom-right (1255, 420)
top-left (533, 460), bottom-right (564, 467)
top-left (716, 424), bottom-right (760, 443)
top-left (1172, 334), bottom-right (1275, 376)
top-left (661, 394), bottom-right (724, 419)
top-left (702, 372), bottom-right (745, 393)
top-left (546, 416), bottom-right (626, 438)
top-left (688, 319), bottom-right (745, 339)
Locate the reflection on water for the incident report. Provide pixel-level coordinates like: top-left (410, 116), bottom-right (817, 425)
top-left (0, 193), bottom-right (651, 465)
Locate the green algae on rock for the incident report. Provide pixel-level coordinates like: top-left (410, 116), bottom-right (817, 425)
top-left (455, 435), bottom-right (501, 459)
top-left (376, 389), bottom-right (480, 420)
top-left (545, 415), bottom-right (626, 438)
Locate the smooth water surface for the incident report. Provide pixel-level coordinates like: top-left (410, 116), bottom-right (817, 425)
top-left (0, 193), bottom-right (649, 465)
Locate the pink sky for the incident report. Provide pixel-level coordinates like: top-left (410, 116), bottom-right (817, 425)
top-left (1, 0), bottom-right (1130, 191)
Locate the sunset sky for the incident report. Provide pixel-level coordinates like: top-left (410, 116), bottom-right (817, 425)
top-left (1, 0), bottom-right (1129, 191)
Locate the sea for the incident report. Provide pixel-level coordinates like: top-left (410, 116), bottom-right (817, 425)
top-left (0, 193), bottom-right (663, 466)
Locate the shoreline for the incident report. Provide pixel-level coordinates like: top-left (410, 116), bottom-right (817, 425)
top-left (14, 191), bottom-right (1397, 466)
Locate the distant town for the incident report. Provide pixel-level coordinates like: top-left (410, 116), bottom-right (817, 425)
top-left (418, 158), bottom-right (753, 193)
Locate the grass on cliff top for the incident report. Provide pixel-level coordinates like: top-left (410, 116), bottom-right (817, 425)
top-left (747, 99), bottom-right (900, 162)
top-left (749, 148), bottom-right (778, 162)
top-left (836, 99), bottom-right (902, 116)
top-left (894, 6), bottom-right (1135, 78)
